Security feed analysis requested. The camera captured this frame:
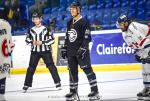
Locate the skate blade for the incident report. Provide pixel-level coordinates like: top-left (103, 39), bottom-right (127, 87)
top-left (89, 95), bottom-right (101, 101)
top-left (143, 97), bottom-right (150, 101)
top-left (137, 96), bottom-right (144, 100)
top-left (66, 95), bottom-right (79, 101)
top-left (66, 97), bottom-right (79, 101)
top-left (22, 90), bottom-right (27, 93)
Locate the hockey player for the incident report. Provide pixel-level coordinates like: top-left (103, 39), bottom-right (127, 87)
top-left (60, 1), bottom-right (100, 100)
top-left (22, 12), bottom-right (61, 92)
top-left (0, 19), bottom-right (15, 100)
top-left (116, 15), bottom-right (150, 100)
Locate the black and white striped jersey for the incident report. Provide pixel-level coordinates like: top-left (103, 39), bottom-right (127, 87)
top-left (25, 25), bottom-right (54, 52)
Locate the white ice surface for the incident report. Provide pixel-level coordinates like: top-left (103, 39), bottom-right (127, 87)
top-left (4, 71), bottom-right (143, 101)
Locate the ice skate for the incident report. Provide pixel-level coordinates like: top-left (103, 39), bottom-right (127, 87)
top-left (142, 93), bottom-right (150, 101)
top-left (137, 87), bottom-right (150, 100)
top-left (88, 91), bottom-right (100, 101)
top-left (55, 82), bottom-right (62, 90)
top-left (22, 86), bottom-right (29, 93)
top-left (66, 92), bottom-right (79, 101)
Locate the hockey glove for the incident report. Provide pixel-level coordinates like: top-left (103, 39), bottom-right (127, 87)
top-left (60, 46), bottom-right (67, 59)
top-left (134, 55), bottom-right (143, 62)
top-left (77, 47), bottom-right (87, 60)
top-left (134, 49), bottom-right (142, 62)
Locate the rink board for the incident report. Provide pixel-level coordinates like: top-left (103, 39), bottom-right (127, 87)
top-left (10, 64), bottom-right (142, 75)
top-left (11, 29), bottom-right (140, 74)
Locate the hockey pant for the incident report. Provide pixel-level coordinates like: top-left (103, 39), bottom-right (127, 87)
top-left (68, 52), bottom-right (98, 93)
top-left (24, 52), bottom-right (60, 87)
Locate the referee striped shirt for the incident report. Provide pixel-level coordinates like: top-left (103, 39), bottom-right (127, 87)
top-left (25, 25), bottom-right (54, 52)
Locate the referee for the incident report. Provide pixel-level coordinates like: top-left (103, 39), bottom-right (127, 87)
top-left (23, 12), bottom-right (61, 92)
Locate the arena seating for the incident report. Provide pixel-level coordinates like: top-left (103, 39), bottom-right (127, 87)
top-left (11, 0), bottom-right (150, 35)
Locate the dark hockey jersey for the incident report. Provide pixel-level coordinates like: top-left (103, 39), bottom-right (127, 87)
top-left (65, 16), bottom-right (91, 56)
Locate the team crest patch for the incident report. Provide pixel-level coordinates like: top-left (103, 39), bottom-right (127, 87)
top-left (68, 29), bottom-right (77, 42)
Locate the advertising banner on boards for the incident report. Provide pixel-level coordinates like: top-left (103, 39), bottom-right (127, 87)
top-left (91, 33), bottom-right (136, 64)
top-left (12, 30), bottom-right (137, 68)
top-left (56, 32), bottom-right (136, 66)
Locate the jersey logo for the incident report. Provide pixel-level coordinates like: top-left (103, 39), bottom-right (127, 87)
top-left (68, 29), bottom-right (77, 42)
top-left (1, 39), bottom-right (9, 57)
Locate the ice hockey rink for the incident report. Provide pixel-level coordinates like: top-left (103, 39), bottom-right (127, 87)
top-left (5, 70), bottom-right (142, 101)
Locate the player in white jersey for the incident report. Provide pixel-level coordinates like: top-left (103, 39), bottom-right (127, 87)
top-left (0, 19), bottom-right (15, 100)
top-left (116, 15), bottom-right (150, 100)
